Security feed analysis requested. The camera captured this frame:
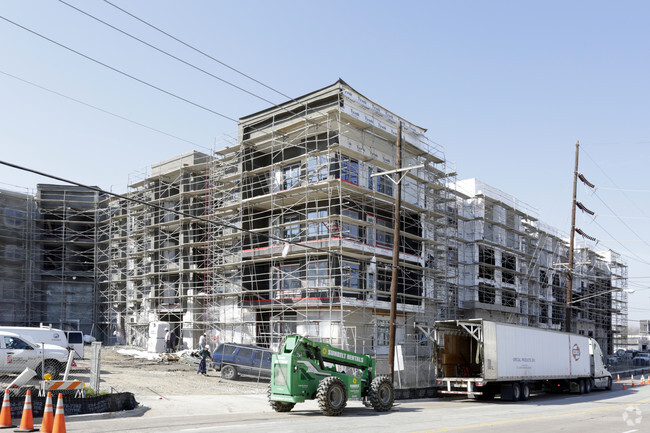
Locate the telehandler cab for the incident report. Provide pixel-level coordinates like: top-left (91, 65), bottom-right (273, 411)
top-left (268, 335), bottom-right (395, 416)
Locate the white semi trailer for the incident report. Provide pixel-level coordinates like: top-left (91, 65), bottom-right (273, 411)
top-left (434, 319), bottom-right (612, 401)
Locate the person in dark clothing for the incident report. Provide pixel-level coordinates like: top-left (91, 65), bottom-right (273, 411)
top-left (197, 345), bottom-right (211, 375)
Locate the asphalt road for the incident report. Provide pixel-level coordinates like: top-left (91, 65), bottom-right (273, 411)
top-left (65, 381), bottom-right (650, 433)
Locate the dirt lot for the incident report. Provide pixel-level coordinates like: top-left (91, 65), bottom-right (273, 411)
top-left (81, 346), bottom-right (268, 398)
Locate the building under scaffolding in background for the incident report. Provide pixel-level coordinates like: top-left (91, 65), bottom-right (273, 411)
top-left (452, 179), bottom-right (628, 354)
top-left (0, 80), bottom-right (630, 382)
top-left (0, 185), bottom-right (101, 334)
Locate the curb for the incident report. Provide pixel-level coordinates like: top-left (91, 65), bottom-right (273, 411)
top-left (67, 405), bottom-right (150, 422)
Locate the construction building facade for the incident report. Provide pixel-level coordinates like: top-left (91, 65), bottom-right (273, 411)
top-left (0, 81), bottom-right (629, 380)
top-left (452, 179), bottom-right (628, 354)
top-left (0, 185), bottom-right (101, 334)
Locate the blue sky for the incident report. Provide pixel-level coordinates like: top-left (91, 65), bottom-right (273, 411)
top-left (2, 1), bottom-right (649, 324)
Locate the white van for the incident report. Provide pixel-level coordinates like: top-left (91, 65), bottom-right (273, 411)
top-left (0, 325), bottom-right (84, 359)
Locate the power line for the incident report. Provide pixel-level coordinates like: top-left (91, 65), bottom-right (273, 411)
top-left (67, 1), bottom-right (343, 133)
top-left (0, 159), bottom-right (379, 269)
top-left (582, 145), bottom-right (650, 222)
top-left (0, 68), bottom-right (212, 152)
top-left (598, 187), bottom-right (650, 193)
top-left (103, 0), bottom-right (295, 102)
top-left (0, 14), bottom-right (238, 123)
top-left (590, 218), bottom-right (650, 267)
top-left (59, 0), bottom-right (281, 109)
top-left (591, 189), bottom-right (650, 251)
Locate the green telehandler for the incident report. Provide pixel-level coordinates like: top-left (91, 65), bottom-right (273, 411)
top-left (268, 334), bottom-right (395, 416)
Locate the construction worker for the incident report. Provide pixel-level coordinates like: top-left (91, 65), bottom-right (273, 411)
top-left (197, 344), bottom-right (211, 375)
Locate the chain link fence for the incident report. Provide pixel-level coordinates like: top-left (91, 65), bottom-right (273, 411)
top-left (0, 337), bottom-right (100, 398)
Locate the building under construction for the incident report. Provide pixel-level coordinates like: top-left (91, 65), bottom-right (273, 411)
top-left (0, 80), bottom-right (628, 378)
top-left (0, 185), bottom-right (101, 333)
top-left (96, 80), bottom-right (457, 379)
top-left (452, 179), bottom-right (628, 354)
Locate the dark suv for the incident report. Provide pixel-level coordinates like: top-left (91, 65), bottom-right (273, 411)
top-left (211, 343), bottom-right (272, 381)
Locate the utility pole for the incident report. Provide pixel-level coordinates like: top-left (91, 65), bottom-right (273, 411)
top-left (388, 122), bottom-right (402, 383)
top-left (566, 141), bottom-right (580, 334)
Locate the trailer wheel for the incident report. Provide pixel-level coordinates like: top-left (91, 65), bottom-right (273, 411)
top-left (585, 379), bottom-right (592, 393)
top-left (520, 383), bottom-right (530, 401)
top-left (511, 383), bottom-right (521, 402)
top-left (317, 377), bottom-right (347, 416)
top-left (267, 385), bottom-right (295, 412)
top-left (369, 376), bottom-right (394, 412)
top-left (221, 365), bottom-right (238, 381)
top-left (578, 379), bottom-right (586, 394)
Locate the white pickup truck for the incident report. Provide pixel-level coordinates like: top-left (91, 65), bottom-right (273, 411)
top-left (0, 331), bottom-right (69, 379)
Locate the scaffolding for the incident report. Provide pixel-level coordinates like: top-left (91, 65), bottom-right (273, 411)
top-left (451, 180), bottom-right (627, 354)
top-left (202, 80), bottom-right (454, 376)
top-left (96, 152), bottom-right (212, 346)
top-left (0, 188), bottom-right (34, 324)
top-left (90, 80), bottom-right (628, 382)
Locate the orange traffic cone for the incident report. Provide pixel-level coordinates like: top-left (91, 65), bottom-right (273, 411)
top-left (39, 392), bottom-right (53, 433)
top-left (617, 374), bottom-right (620, 382)
top-left (0, 388), bottom-right (15, 428)
top-left (641, 375), bottom-right (646, 385)
top-left (51, 394), bottom-right (65, 433)
top-left (623, 383), bottom-right (626, 390)
top-left (15, 390), bottom-right (37, 432)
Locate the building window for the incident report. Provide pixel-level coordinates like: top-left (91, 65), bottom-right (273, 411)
top-left (283, 164), bottom-right (301, 189)
top-left (376, 320), bottom-right (390, 346)
top-left (4, 244), bottom-right (24, 261)
top-left (551, 304), bottom-right (564, 326)
top-left (341, 157), bottom-right (359, 184)
top-left (342, 261), bottom-right (361, 290)
top-left (307, 155), bottom-right (328, 183)
top-left (341, 208), bottom-right (361, 240)
top-left (478, 284), bottom-right (495, 304)
top-left (376, 217), bottom-right (393, 248)
top-left (502, 253), bottom-right (516, 284)
top-left (4, 208), bottom-right (25, 227)
top-left (307, 209), bottom-right (328, 239)
top-left (283, 214), bottom-right (302, 240)
top-left (553, 287), bottom-right (566, 304)
top-left (478, 246), bottom-right (495, 280)
top-left (273, 264), bottom-right (301, 298)
top-left (377, 173), bottom-right (394, 197)
top-left (307, 260), bottom-right (329, 289)
top-left (502, 290), bottom-right (516, 308)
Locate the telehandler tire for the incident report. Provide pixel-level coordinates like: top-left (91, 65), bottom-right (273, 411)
top-left (267, 385), bottom-right (295, 412)
top-left (317, 376), bottom-right (347, 416)
top-left (369, 375), bottom-right (394, 412)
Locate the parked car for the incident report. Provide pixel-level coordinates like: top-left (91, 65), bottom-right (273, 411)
top-left (633, 352), bottom-right (650, 367)
top-left (623, 350), bottom-right (638, 360)
top-left (606, 356), bottom-right (619, 368)
top-left (0, 331), bottom-right (69, 379)
top-left (211, 343), bottom-right (272, 381)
